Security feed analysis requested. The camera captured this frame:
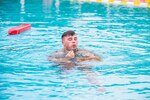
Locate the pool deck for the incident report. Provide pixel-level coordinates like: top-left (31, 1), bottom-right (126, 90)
top-left (81, 0), bottom-right (150, 8)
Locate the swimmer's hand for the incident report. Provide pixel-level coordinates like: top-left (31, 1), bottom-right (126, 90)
top-left (77, 57), bottom-right (101, 62)
top-left (65, 50), bottom-right (75, 58)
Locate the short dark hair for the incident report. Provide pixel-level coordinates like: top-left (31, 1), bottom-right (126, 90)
top-left (61, 30), bottom-right (76, 39)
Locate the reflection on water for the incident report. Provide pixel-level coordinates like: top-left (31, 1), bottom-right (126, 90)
top-left (43, 0), bottom-right (60, 14)
top-left (20, 0), bottom-right (25, 14)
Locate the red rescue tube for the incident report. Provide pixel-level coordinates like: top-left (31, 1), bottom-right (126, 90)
top-left (8, 24), bottom-right (31, 35)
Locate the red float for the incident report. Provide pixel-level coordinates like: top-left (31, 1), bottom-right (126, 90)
top-left (8, 24), bottom-right (31, 35)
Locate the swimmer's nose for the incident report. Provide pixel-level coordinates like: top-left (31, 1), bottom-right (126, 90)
top-left (72, 40), bottom-right (76, 43)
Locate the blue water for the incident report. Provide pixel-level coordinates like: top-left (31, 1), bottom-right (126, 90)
top-left (0, 0), bottom-right (150, 100)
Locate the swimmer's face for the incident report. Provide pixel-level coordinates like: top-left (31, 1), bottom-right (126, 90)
top-left (62, 35), bottom-right (78, 51)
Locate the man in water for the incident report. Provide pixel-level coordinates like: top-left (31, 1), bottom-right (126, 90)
top-left (48, 30), bottom-right (101, 67)
top-left (49, 30), bottom-right (105, 92)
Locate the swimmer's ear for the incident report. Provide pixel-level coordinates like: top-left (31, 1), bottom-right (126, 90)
top-left (62, 38), bottom-right (65, 44)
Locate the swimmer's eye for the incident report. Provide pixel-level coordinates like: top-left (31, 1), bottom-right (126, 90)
top-left (68, 38), bottom-right (72, 41)
top-left (74, 37), bottom-right (77, 41)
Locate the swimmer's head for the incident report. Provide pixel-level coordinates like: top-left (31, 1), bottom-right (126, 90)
top-left (62, 30), bottom-right (78, 51)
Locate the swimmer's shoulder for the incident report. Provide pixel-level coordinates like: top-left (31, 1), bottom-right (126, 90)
top-left (77, 48), bottom-right (86, 52)
top-left (77, 48), bottom-right (92, 53)
top-left (50, 48), bottom-right (66, 58)
top-left (77, 48), bottom-right (99, 57)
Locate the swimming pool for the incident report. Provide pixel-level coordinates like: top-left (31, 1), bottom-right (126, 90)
top-left (0, 0), bottom-right (150, 100)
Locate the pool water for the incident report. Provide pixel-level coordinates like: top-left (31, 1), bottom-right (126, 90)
top-left (0, 0), bottom-right (150, 100)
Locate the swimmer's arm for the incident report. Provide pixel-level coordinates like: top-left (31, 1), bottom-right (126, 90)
top-left (77, 56), bottom-right (101, 62)
top-left (49, 56), bottom-right (101, 63)
top-left (48, 56), bottom-right (72, 63)
top-left (77, 49), bottom-right (102, 62)
top-left (76, 53), bottom-right (101, 62)
top-left (48, 50), bottom-right (73, 63)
